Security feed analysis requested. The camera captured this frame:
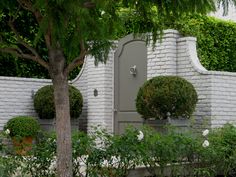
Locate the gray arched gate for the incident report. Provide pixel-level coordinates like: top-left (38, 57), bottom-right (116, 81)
top-left (114, 35), bottom-right (147, 134)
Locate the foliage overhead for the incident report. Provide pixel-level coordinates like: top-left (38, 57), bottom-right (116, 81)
top-left (0, 0), bottom-right (218, 73)
top-left (34, 85), bottom-right (83, 119)
top-left (0, 1), bottom-right (235, 79)
top-left (136, 76), bottom-right (198, 120)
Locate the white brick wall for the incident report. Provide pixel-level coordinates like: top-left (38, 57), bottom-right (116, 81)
top-left (178, 36), bottom-right (236, 128)
top-left (211, 4), bottom-right (236, 21)
top-left (72, 50), bottom-right (115, 133)
top-left (147, 30), bottom-right (236, 129)
top-left (0, 77), bottom-right (51, 130)
top-left (71, 57), bottom-right (88, 132)
top-left (1, 30), bottom-right (236, 131)
top-left (210, 73), bottom-right (236, 127)
top-left (147, 30), bottom-right (180, 78)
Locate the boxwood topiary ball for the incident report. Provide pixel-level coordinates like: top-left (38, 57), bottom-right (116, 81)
top-left (136, 76), bottom-right (198, 120)
top-left (4, 116), bottom-right (40, 138)
top-left (34, 85), bottom-right (83, 119)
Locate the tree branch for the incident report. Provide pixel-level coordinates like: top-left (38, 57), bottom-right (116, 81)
top-left (7, 21), bottom-right (49, 69)
top-left (0, 47), bottom-right (49, 70)
top-left (8, 21), bottom-right (36, 55)
top-left (17, 0), bottom-right (50, 48)
top-left (83, 2), bottom-right (96, 8)
top-left (64, 40), bottom-right (88, 74)
top-left (17, 0), bottom-right (34, 12)
top-left (65, 50), bottom-right (88, 75)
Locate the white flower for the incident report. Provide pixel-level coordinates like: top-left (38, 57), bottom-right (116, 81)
top-left (137, 131), bottom-right (144, 141)
top-left (111, 156), bottom-right (120, 165)
top-left (202, 140), bottom-right (210, 148)
top-left (202, 129), bottom-right (209, 136)
top-left (101, 11), bottom-right (105, 15)
top-left (5, 129), bottom-right (10, 135)
top-left (102, 159), bottom-right (109, 167)
top-left (49, 159), bottom-right (57, 172)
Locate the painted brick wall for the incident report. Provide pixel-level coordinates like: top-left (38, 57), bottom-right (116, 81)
top-left (147, 30), bottom-right (236, 129)
top-left (72, 50), bottom-right (115, 133)
top-left (147, 30), bottom-right (180, 78)
top-left (147, 30), bottom-right (212, 129)
top-left (210, 73), bottom-right (236, 127)
top-left (211, 4), bottom-right (236, 21)
top-left (176, 37), bottom-right (212, 129)
top-left (71, 57), bottom-right (88, 132)
top-left (1, 30), bottom-right (236, 132)
top-left (0, 77), bottom-right (51, 130)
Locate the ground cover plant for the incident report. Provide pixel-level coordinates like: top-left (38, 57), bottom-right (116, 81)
top-left (1, 124), bottom-right (236, 177)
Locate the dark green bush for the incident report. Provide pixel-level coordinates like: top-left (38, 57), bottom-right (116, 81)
top-left (34, 85), bottom-right (83, 119)
top-left (169, 14), bottom-right (236, 72)
top-left (136, 76), bottom-right (198, 119)
top-left (4, 116), bottom-right (40, 138)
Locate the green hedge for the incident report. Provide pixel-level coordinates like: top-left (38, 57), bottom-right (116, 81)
top-left (169, 14), bottom-right (236, 72)
top-left (136, 76), bottom-right (198, 119)
top-left (34, 85), bottom-right (83, 119)
top-left (4, 116), bottom-right (40, 138)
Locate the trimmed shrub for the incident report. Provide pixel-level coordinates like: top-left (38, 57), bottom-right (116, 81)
top-left (136, 76), bottom-right (198, 119)
top-left (34, 85), bottom-right (83, 119)
top-left (4, 116), bottom-right (40, 138)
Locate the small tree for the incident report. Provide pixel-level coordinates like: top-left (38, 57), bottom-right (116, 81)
top-left (0, 0), bottom-right (224, 176)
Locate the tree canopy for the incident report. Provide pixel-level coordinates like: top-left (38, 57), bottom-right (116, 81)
top-left (0, 0), bottom-right (218, 73)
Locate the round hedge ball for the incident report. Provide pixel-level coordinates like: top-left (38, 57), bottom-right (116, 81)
top-left (34, 85), bottom-right (83, 119)
top-left (136, 76), bottom-right (198, 120)
top-left (4, 116), bottom-right (40, 138)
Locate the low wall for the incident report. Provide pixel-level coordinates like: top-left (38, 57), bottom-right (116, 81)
top-left (178, 36), bottom-right (236, 128)
top-left (0, 77), bottom-right (50, 130)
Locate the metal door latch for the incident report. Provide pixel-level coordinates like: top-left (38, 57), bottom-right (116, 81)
top-left (130, 65), bottom-right (137, 75)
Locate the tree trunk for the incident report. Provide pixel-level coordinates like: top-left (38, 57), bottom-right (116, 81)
top-left (49, 49), bottom-right (72, 177)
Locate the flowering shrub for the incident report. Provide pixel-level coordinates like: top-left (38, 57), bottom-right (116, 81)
top-left (1, 124), bottom-right (236, 177)
top-left (198, 124), bottom-right (236, 177)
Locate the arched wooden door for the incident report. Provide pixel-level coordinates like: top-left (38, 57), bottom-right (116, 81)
top-left (114, 35), bottom-right (147, 134)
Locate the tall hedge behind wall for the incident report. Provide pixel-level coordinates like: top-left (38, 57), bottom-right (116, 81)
top-left (170, 14), bottom-right (236, 72)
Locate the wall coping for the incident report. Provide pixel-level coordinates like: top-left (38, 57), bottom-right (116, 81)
top-left (0, 76), bottom-right (51, 83)
top-left (71, 56), bottom-right (88, 84)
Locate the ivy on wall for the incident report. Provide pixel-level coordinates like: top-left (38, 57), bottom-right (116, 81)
top-left (170, 14), bottom-right (236, 72)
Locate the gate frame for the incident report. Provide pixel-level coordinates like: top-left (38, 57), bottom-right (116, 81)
top-left (113, 34), bottom-right (147, 134)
